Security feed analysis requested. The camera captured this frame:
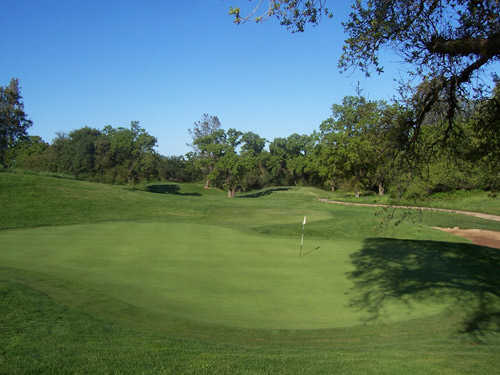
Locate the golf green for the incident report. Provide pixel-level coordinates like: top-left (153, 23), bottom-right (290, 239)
top-left (0, 221), bottom-right (446, 329)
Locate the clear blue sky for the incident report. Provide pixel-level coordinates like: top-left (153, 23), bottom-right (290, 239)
top-left (0, 1), bottom-right (448, 155)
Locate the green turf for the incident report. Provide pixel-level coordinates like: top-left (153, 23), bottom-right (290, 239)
top-left (1, 171), bottom-right (499, 374)
top-left (0, 222), bottom-right (451, 330)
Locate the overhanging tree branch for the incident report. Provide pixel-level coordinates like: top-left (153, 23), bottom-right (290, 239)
top-left (426, 32), bottom-right (500, 58)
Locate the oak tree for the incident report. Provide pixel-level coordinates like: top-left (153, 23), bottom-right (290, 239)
top-left (230, 1), bottom-right (500, 145)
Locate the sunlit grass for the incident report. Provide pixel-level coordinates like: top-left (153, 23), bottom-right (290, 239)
top-left (1, 171), bottom-right (499, 374)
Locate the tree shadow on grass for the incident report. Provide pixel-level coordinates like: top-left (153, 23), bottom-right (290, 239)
top-left (146, 184), bottom-right (201, 196)
top-left (237, 187), bottom-right (290, 198)
top-left (347, 238), bottom-right (500, 336)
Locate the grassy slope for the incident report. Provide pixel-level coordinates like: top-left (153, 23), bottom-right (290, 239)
top-left (1, 171), bottom-right (499, 374)
top-left (316, 188), bottom-right (500, 216)
top-left (3, 275), bottom-right (498, 375)
top-left (2, 173), bottom-right (499, 232)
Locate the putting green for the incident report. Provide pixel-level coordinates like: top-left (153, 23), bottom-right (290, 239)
top-left (0, 221), bottom-right (446, 329)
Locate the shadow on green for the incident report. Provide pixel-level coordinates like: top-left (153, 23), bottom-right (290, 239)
top-left (146, 184), bottom-right (201, 196)
top-left (237, 187), bottom-right (290, 198)
top-left (348, 238), bottom-right (500, 335)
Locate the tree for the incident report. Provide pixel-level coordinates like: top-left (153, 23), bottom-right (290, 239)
top-left (188, 113), bottom-right (222, 151)
top-left (314, 119), bottom-right (344, 192)
top-left (93, 121), bottom-right (158, 183)
top-left (189, 114), bottom-right (224, 188)
top-left (240, 131), bottom-right (266, 156)
top-left (240, 131), bottom-right (269, 188)
top-left (197, 127), bottom-right (257, 198)
top-left (229, 0), bottom-right (332, 32)
top-left (193, 129), bottom-right (227, 189)
top-left (341, 0), bottom-right (500, 149)
top-left (0, 78), bottom-right (32, 167)
top-left (158, 155), bottom-right (201, 182)
top-left (8, 136), bottom-right (49, 170)
top-left (128, 121), bottom-right (159, 182)
top-left (50, 132), bottom-right (74, 174)
top-left (318, 95), bottom-right (393, 197)
top-left (213, 150), bottom-right (252, 198)
top-left (268, 133), bottom-right (314, 185)
top-left (465, 80), bottom-right (500, 190)
top-left (230, 1), bottom-right (500, 145)
top-left (43, 122), bottom-right (158, 183)
top-left (67, 127), bottom-right (101, 178)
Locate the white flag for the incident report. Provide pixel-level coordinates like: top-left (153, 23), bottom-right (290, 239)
top-left (303, 216), bottom-right (307, 225)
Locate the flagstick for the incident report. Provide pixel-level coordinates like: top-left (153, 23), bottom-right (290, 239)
top-left (300, 216), bottom-right (306, 257)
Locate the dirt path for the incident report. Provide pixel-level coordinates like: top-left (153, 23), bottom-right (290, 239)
top-left (318, 198), bottom-right (500, 249)
top-left (318, 198), bottom-right (500, 222)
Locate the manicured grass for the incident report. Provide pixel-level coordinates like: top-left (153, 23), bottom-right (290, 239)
top-left (0, 222), bottom-right (449, 330)
top-left (1, 171), bottom-right (499, 374)
top-left (2, 266), bottom-right (499, 374)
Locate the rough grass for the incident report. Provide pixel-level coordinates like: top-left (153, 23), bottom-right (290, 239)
top-left (1, 171), bottom-right (499, 374)
top-left (317, 188), bottom-right (500, 216)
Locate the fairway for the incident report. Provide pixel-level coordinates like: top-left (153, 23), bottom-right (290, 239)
top-left (0, 221), bottom-right (446, 330)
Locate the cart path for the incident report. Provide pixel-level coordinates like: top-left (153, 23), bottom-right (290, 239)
top-left (318, 198), bottom-right (500, 222)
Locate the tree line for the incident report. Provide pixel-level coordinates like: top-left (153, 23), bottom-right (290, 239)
top-left (2, 78), bottom-right (498, 198)
top-left (2, 1), bottom-right (498, 198)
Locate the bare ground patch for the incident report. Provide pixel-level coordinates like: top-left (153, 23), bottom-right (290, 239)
top-left (433, 227), bottom-right (500, 249)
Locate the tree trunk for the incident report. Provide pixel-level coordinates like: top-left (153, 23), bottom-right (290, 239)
top-left (204, 178), bottom-right (210, 189)
top-left (355, 190), bottom-right (360, 198)
top-left (227, 188), bottom-right (236, 198)
top-left (378, 183), bottom-right (385, 196)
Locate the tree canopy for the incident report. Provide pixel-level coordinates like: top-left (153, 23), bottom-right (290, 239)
top-left (341, 0), bottom-right (499, 147)
top-left (0, 78), bottom-right (32, 167)
top-left (230, 1), bottom-right (500, 146)
top-left (229, 0), bottom-right (332, 32)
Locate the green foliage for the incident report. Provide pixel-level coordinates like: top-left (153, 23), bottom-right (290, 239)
top-left (4, 83), bottom-right (498, 200)
top-left (8, 136), bottom-right (49, 170)
top-left (338, 1), bottom-right (500, 148)
top-left (158, 154), bottom-right (202, 182)
top-left (0, 78), bottom-right (32, 167)
top-left (467, 81), bottom-right (500, 190)
top-left (231, 1), bottom-right (500, 153)
top-left (189, 114), bottom-right (227, 188)
top-left (268, 133), bottom-right (315, 185)
top-left (240, 131), bottom-right (266, 155)
top-left (10, 122), bottom-right (159, 184)
top-left (317, 95), bottom-right (394, 196)
top-left (339, 0), bottom-right (500, 76)
top-left (229, 0), bottom-right (332, 32)
top-left (8, 89), bottom-right (499, 200)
